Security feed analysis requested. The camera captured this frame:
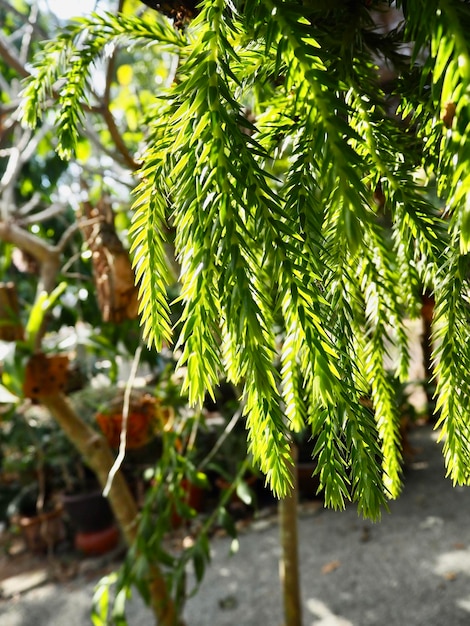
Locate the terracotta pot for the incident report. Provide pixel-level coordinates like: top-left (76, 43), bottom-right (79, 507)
top-left (23, 353), bottom-right (69, 401)
top-left (95, 393), bottom-right (172, 449)
top-left (95, 410), bottom-right (154, 449)
top-left (17, 506), bottom-right (65, 554)
top-left (75, 525), bottom-right (120, 555)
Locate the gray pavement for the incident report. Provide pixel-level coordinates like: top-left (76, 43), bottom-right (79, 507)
top-left (1, 422), bottom-right (470, 625)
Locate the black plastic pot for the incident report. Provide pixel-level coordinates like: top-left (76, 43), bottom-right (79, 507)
top-left (61, 490), bottom-right (114, 533)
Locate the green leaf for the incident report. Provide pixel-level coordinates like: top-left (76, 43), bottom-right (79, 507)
top-left (25, 282), bottom-right (67, 351)
top-left (235, 479), bottom-right (253, 506)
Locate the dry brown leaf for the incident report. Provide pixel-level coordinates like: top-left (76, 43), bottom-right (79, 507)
top-left (321, 560), bottom-right (341, 574)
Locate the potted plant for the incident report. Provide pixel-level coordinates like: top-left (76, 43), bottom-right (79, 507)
top-left (7, 485), bottom-right (65, 554)
top-left (94, 389), bottom-right (171, 451)
top-left (1, 400), bottom-right (68, 554)
top-left (60, 479), bottom-right (120, 556)
top-left (2, 388), bottom-right (120, 556)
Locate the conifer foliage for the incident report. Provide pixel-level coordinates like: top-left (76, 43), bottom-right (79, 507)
top-left (21, 0), bottom-right (470, 519)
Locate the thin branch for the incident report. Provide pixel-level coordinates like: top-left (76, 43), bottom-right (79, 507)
top-left (101, 107), bottom-right (141, 171)
top-left (19, 2), bottom-right (38, 66)
top-left (103, 344), bottom-right (143, 497)
top-left (101, 0), bottom-right (126, 108)
top-left (79, 151), bottom-right (134, 187)
top-left (0, 221), bottom-right (56, 265)
top-left (0, 0), bottom-right (48, 39)
top-left (0, 33), bottom-right (29, 79)
top-left (56, 221), bottom-right (81, 253)
top-left (82, 117), bottom-right (136, 172)
top-left (58, 216), bottom-right (103, 263)
top-left (103, 42), bottom-right (116, 108)
top-left (0, 125), bottom-right (50, 198)
top-left (97, 2), bottom-right (141, 173)
top-left (21, 124), bottom-right (50, 163)
top-left (17, 204), bottom-right (64, 225)
top-left (197, 408), bottom-right (243, 470)
top-left (61, 271), bottom-right (92, 281)
top-left (1, 125), bottom-right (51, 222)
top-left (0, 127), bottom-right (32, 196)
top-left (16, 193), bottom-right (43, 216)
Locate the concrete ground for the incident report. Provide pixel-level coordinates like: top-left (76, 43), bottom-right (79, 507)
top-left (1, 422), bottom-right (470, 625)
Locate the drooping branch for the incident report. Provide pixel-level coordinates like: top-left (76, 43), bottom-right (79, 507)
top-left (0, 11), bottom-right (139, 174)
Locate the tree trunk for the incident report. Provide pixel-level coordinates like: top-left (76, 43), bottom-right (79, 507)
top-left (278, 442), bottom-right (302, 626)
top-left (420, 291), bottom-right (435, 417)
top-left (41, 392), bottom-right (183, 626)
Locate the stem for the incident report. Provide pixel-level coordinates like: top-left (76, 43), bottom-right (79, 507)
top-left (279, 442), bottom-right (302, 626)
top-left (421, 291), bottom-right (435, 414)
top-left (103, 344), bottom-right (143, 496)
top-left (101, 106), bottom-right (141, 170)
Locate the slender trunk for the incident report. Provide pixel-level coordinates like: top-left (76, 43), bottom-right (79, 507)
top-left (420, 291), bottom-right (435, 416)
top-left (279, 442), bottom-right (302, 626)
top-left (41, 392), bottom-right (183, 626)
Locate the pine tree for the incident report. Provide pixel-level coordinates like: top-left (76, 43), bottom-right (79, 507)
top-left (20, 0), bottom-right (470, 521)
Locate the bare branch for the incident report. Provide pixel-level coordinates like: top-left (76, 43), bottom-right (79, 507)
top-left (0, 0), bottom-right (48, 39)
top-left (0, 220), bottom-right (56, 265)
top-left (0, 127), bottom-right (32, 211)
top-left (18, 203), bottom-right (65, 225)
top-left (0, 33), bottom-right (29, 79)
top-left (21, 124), bottom-right (50, 163)
top-left (82, 117), bottom-right (137, 174)
top-left (19, 3), bottom-right (38, 66)
top-left (101, 107), bottom-right (141, 171)
top-left (56, 221), bottom-right (81, 253)
top-left (0, 125), bottom-right (50, 217)
top-left (103, 343), bottom-right (143, 497)
top-left (16, 192), bottom-right (42, 216)
top-left (98, 7), bottom-right (141, 173)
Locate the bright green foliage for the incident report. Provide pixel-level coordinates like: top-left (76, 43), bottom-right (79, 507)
top-left (20, 0), bottom-right (470, 518)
